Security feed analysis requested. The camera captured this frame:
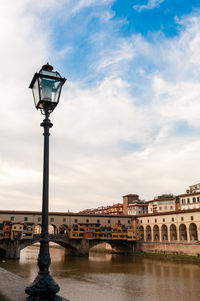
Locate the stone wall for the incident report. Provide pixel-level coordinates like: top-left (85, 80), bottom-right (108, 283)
top-left (136, 241), bottom-right (200, 256)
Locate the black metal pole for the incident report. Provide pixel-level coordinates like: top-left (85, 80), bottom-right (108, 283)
top-left (25, 110), bottom-right (61, 301)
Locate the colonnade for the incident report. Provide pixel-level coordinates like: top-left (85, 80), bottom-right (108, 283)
top-left (138, 223), bottom-right (199, 243)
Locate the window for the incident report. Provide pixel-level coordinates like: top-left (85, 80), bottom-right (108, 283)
top-left (14, 226), bottom-right (16, 229)
top-left (197, 197), bottom-right (200, 202)
top-left (24, 217), bottom-right (28, 222)
top-left (155, 219), bottom-right (157, 223)
top-left (108, 220), bottom-right (110, 223)
top-left (86, 219), bottom-right (89, 223)
top-left (181, 217), bottom-right (184, 221)
top-left (163, 218), bottom-right (165, 222)
top-left (193, 197), bottom-right (196, 203)
top-left (63, 218), bottom-right (66, 222)
top-left (97, 219), bottom-right (100, 223)
top-left (38, 217), bottom-right (41, 222)
top-left (170, 206), bottom-right (173, 210)
top-left (172, 218), bottom-right (174, 222)
top-left (74, 219), bottom-right (78, 223)
top-left (118, 220), bottom-right (121, 224)
top-left (139, 211), bottom-right (140, 214)
top-left (50, 218), bottom-right (54, 222)
top-left (128, 220), bottom-right (130, 224)
top-left (147, 219), bottom-right (149, 223)
top-left (159, 207), bottom-right (162, 210)
top-left (191, 216), bottom-right (194, 221)
top-left (140, 220), bottom-right (142, 224)
top-left (11, 216), bottom-right (14, 221)
top-left (187, 198), bottom-right (190, 203)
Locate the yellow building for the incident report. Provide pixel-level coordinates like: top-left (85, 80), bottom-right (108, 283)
top-left (112, 223), bottom-right (128, 240)
top-left (11, 223), bottom-right (23, 240)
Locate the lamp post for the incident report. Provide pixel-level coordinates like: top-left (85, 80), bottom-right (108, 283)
top-left (25, 63), bottom-right (66, 300)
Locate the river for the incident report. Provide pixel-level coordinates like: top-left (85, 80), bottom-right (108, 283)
top-left (0, 243), bottom-right (200, 301)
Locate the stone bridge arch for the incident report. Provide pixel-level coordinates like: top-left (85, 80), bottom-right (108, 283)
top-left (0, 235), bottom-right (136, 259)
top-left (88, 240), bottom-right (135, 255)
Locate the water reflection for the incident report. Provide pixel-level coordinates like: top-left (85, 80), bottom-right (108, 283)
top-left (0, 244), bottom-right (200, 301)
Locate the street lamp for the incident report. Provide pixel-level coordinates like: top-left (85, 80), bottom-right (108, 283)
top-left (25, 63), bottom-right (66, 300)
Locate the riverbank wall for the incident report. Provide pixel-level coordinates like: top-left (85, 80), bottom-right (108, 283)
top-left (135, 241), bottom-right (200, 256)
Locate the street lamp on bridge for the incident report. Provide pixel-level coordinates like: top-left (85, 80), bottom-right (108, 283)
top-left (25, 63), bottom-right (66, 300)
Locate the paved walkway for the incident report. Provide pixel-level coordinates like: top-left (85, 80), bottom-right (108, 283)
top-left (0, 267), bottom-right (68, 301)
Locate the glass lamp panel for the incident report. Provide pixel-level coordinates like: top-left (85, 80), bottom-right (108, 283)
top-left (32, 79), bottom-right (40, 108)
top-left (39, 77), bottom-right (55, 102)
top-left (38, 77), bottom-right (62, 104)
top-left (51, 80), bottom-right (62, 104)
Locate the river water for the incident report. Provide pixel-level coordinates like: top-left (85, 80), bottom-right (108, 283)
top-left (0, 243), bottom-right (200, 301)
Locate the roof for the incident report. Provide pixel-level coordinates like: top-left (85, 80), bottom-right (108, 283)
top-left (127, 203), bottom-right (148, 207)
top-left (123, 194), bottom-right (139, 197)
top-left (178, 192), bottom-right (200, 198)
top-left (0, 210), bottom-right (132, 219)
top-left (135, 208), bottom-right (200, 218)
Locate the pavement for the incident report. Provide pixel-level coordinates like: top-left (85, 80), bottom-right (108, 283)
top-left (0, 267), bottom-right (69, 301)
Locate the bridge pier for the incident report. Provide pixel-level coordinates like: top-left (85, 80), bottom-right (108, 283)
top-left (110, 243), bottom-right (135, 254)
top-left (66, 239), bottom-right (90, 256)
top-left (0, 240), bottom-right (20, 259)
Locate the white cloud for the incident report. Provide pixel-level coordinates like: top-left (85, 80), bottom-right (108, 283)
top-left (71, 0), bottom-right (114, 14)
top-left (133, 0), bottom-right (165, 12)
top-left (96, 40), bottom-right (135, 71)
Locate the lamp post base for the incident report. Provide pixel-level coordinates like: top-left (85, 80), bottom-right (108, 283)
top-left (25, 273), bottom-right (60, 301)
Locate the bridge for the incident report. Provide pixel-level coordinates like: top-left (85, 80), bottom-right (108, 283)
top-left (0, 234), bottom-right (136, 259)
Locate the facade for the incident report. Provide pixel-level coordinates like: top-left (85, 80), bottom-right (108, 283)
top-left (123, 194), bottom-right (139, 215)
top-left (148, 195), bottom-right (176, 214)
top-left (127, 203), bottom-right (148, 215)
top-left (0, 211), bottom-right (132, 234)
top-left (11, 223), bottom-right (23, 240)
top-left (107, 204), bottom-right (123, 215)
top-left (137, 209), bottom-right (200, 243)
top-left (178, 183), bottom-right (200, 210)
top-left (22, 223), bottom-right (34, 239)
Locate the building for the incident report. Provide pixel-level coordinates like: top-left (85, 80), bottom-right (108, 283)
top-left (11, 223), bottom-right (23, 240)
top-left (123, 194), bottom-right (148, 215)
top-left (79, 203), bottom-right (123, 215)
top-left (127, 203), bottom-right (148, 215)
top-left (178, 183), bottom-right (200, 210)
top-left (107, 204), bottom-right (123, 215)
top-left (123, 194), bottom-right (139, 215)
top-left (148, 194), bottom-right (176, 214)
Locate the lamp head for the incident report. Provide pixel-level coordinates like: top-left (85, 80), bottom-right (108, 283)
top-left (29, 63), bottom-right (66, 115)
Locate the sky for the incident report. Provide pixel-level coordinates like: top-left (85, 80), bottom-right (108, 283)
top-left (1, 0), bottom-right (200, 212)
